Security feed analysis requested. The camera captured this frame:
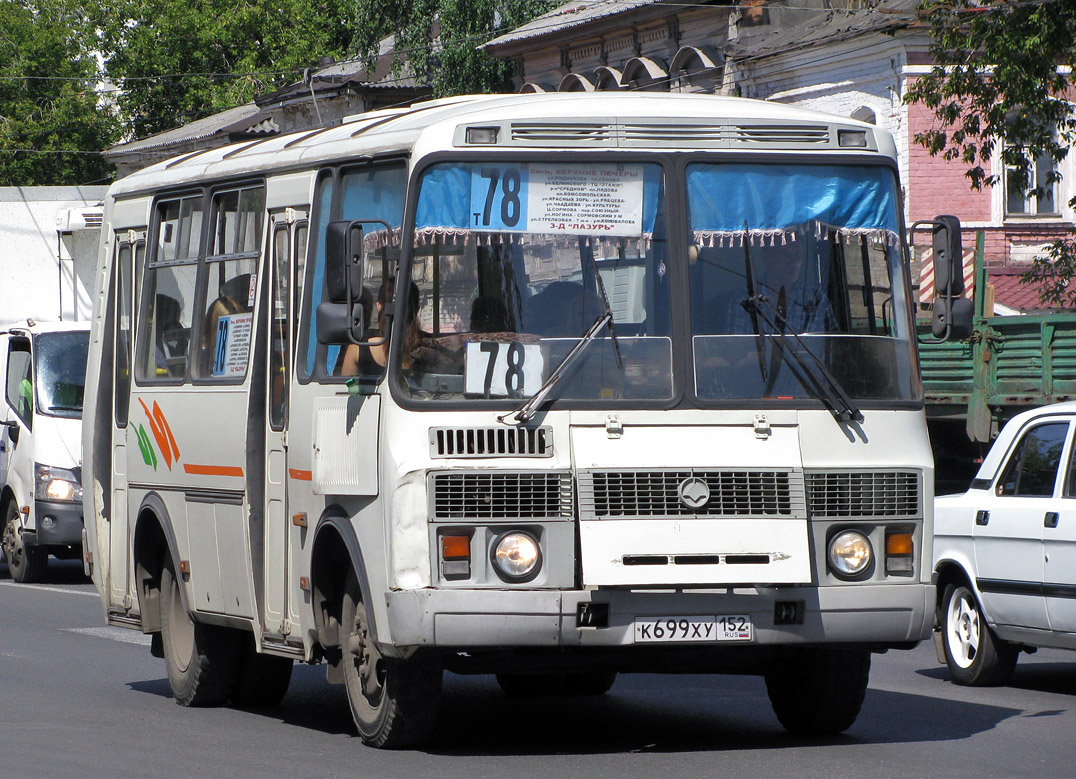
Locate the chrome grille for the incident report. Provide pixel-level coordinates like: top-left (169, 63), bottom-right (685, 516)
top-left (806, 471), bottom-right (920, 518)
top-left (430, 426), bottom-right (553, 458)
top-left (430, 471), bottom-right (573, 519)
top-left (578, 470), bottom-right (804, 519)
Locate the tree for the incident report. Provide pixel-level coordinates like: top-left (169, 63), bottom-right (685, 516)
top-left (97, 0), bottom-right (362, 139)
top-left (905, 0), bottom-right (1076, 306)
top-left (351, 0), bottom-right (558, 97)
top-left (0, 0), bottom-right (119, 186)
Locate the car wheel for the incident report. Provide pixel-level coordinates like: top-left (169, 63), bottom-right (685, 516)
top-left (941, 583), bottom-right (1017, 686)
top-left (2, 503), bottom-right (46, 583)
top-left (231, 633), bottom-right (293, 707)
top-left (764, 648), bottom-right (871, 735)
top-left (159, 556), bottom-right (240, 706)
top-left (341, 569), bottom-right (441, 748)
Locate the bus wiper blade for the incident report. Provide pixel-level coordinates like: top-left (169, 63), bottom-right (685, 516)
top-left (592, 261), bottom-right (623, 369)
top-left (498, 311), bottom-right (612, 425)
top-left (744, 295), bottom-right (864, 425)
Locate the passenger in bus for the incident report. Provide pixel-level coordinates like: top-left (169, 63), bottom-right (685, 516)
top-left (153, 294), bottom-right (185, 376)
top-left (339, 280), bottom-right (425, 375)
top-left (202, 295), bottom-right (244, 375)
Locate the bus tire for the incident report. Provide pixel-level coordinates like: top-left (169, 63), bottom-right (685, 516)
top-left (231, 633), bottom-right (293, 707)
top-left (764, 647), bottom-right (870, 735)
top-left (160, 557), bottom-right (240, 707)
top-left (941, 583), bottom-right (1018, 686)
top-left (341, 570), bottom-right (442, 748)
top-left (2, 502), bottom-right (47, 583)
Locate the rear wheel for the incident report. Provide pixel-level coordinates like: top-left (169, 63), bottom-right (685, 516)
top-left (341, 570), bottom-right (442, 748)
top-left (159, 557), bottom-right (240, 706)
top-left (2, 503), bottom-right (46, 583)
top-left (764, 648), bottom-right (871, 735)
top-left (231, 634), bottom-right (293, 707)
top-left (941, 583), bottom-right (1018, 686)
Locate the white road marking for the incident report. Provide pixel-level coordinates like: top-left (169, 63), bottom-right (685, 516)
top-left (0, 580), bottom-right (98, 597)
top-left (66, 626), bottom-right (152, 646)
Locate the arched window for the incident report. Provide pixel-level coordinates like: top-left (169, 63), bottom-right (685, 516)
top-left (621, 57), bottom-right (668, 92)
top-left (558, 73), bottom-right (595, 92)
top-left (669, 46), bottom-right (723, 93)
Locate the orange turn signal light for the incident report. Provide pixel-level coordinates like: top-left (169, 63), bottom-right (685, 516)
top-left (886, 532), bottom-right (913, 556)
top-left (441, 535), bottom-right (471, 560)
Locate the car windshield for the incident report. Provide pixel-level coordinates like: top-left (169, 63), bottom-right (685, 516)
top-left (396, 161), bottom-right (672, 403)
top-left (686, 162), bottom-right (920, 403)
top-left (35, 331), bottom-right (89, 417)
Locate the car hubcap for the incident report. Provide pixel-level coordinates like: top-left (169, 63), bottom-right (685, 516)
top-left (947, 590), bottom-right (980, 668)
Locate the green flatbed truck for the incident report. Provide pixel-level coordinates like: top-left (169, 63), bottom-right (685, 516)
top-left (919, 231), bottom-right (1076, 492)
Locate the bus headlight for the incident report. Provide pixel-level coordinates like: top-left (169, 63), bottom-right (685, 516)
top-left (491, 531), bottom-right (541, 582)
top-left (35, 464), bottom-right (83, 503)
top-left (827, 530), bottom-right (872, 578)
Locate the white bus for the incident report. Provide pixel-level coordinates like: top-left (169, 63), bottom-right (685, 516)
top-left (83, 93), bottom-right (963, 747)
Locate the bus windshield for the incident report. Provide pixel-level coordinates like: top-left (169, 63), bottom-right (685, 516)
top-left (397, 161), bottom-right (672, 402)
top-left (35, 331), bottom-right (89, 417)
top-left (686, 162), bottom-right (919, 403)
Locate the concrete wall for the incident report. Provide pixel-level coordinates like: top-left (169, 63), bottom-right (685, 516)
top-left (0, 186), bottom-right (108, 324)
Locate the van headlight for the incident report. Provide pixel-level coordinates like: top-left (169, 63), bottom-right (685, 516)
top-left (827, 530), bottom-right (873, 578)
top-left (35, 464), bottom-right (83, 503)
top-left (491, 531), bottom-right (541, 582)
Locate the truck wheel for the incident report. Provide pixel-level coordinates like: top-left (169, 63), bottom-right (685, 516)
top-left (160, 557), bottom-right (239, 706)
top-left (764, 648), bottom-right (871, 734)
top-left (342, 570), bottom-right (441, 748)
top-left (231, 633), bottom-right (293, 707)
top-left (2, 503), bottom-right (47, 583)
top-left (941, 583), bottom-right (1018, 686)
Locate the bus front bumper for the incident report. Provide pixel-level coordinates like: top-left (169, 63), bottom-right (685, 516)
top-left (384, 583), bottom-right (934, 651)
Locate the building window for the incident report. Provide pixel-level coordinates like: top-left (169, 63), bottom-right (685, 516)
top-left (1005, 147), bottom-right (1058, 216)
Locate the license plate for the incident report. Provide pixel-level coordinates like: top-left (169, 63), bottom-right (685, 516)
top-left (633, 615), bottom-right (752, 643)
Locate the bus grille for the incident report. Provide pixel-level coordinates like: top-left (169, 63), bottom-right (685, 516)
top-left (429, 426), bottom-right (553, 458)
top-left (805, 471), bottom-right (920, 517)
top-left (430, 471), bottom-right (573, 519)
top-left (578, 470), bottom-right (803, 519)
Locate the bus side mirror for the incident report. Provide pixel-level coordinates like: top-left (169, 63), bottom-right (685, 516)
top-left (324, 221), bottom-right (365, 304)
top-left (316, 301), bottom-right (366, 345)
top-left (932, 214), bottom-right (964, 296)
top-left (932, 296), bottom-right (974, 340)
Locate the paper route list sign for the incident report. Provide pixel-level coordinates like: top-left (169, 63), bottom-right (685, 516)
top-left (528, 164), bottom-right (644, 236)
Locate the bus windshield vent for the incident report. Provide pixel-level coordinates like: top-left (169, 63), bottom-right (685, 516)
top-left (430, 426), bottom-right (553, 458)
top-left (510, 122), bottom-right (615, 144)
top-left (806, 471), bottom-right (920, 518)
top-left (732, 124), bottom-right (830, 145)
top-left (621, 123), bottom-right (727, 144)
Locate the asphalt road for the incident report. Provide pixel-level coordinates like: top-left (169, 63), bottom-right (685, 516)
top-left (3, 559), bottom-right (1075, 779)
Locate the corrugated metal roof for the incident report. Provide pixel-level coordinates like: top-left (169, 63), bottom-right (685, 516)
top-left (484, 0), bottom-right (660, 49)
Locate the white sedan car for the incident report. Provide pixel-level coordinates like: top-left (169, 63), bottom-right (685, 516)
top-left (933, 401), bottom-right (1076, 685)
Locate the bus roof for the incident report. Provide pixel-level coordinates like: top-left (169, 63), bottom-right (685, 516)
top-left (108, 92), bottom-right (892, 198)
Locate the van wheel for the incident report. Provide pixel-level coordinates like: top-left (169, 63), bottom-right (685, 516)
top-left (159, 557), bottom-right (239, 706)
top-left (231, 633), bottom-right (293, 707)
top-left (941, 583), bottom-right (1018, 686)
top-left (341, 570), bottom-right (442, 748)
top-left (764, 648), bottom-right (871, 734)
top-left (2, 504), bottom-right (46, 583)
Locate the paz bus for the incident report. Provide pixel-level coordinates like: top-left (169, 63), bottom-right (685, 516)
top-left (82, 92), bottom-right (966, 747)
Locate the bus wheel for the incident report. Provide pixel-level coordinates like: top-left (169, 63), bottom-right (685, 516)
top-left (231, 633), bottom-right (293, 707)
top-left (764, 648), bottom-right (870, 735)
top-left (2, 503), bottom-right (46, 583)
top-left (160, 557), bottom-right (239, 706)
top-left (341, 570), bottom-right (442, 748)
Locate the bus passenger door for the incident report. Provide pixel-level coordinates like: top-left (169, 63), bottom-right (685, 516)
top-left (263, 213), bottom-right (306, 636)
top-left (109, 236), bottom-right (141, 609)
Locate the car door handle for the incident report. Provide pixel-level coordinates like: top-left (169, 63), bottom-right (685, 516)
top-left (976, 510), bottom-right (990, 526)
top-left (1045, 512), bottom-right (1060, 529)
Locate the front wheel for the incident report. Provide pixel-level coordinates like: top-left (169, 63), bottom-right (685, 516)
top-left (2, 503), bottom-right (46, 583)
top-left (159, 557), bottom-right (240, 706)
top-left (764, 648), bottom-right (871, 735)
top-left (341, 570), bottom-right (442, 748)
top-left (941, 583), bottom-right (1018, 686)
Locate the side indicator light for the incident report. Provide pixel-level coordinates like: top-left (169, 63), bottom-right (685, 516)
top-left (178, 560), bottom-right (190, 574)
top-left (292, 512), bottom-right (308, 527)
top-left (441, 535), bottom-right (470, 560)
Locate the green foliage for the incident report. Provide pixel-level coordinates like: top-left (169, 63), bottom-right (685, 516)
top-left (352, 0), bottom-right (557, 96)
top-left (1021, 237), bottom-right (1076, 309)
top-left (98, 0), bottom-right (361, 138)
top-left (906, 0), bottom-right (1076, 308)
top-left (0, 0), bottom-right (119, 185)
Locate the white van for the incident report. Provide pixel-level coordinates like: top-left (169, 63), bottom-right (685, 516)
top-left (0, 320), bottom-right (90, 582)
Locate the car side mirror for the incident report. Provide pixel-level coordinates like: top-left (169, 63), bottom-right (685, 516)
top-left (2, 420), bottom-right (20, 446)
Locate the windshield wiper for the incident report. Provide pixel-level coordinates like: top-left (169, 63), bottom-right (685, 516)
top-left (741, 222), bottom-right (768, 383)
top-left (741, 294), bottom-right (864, 425)
top-left (498, 310), bottom-right (613, 425)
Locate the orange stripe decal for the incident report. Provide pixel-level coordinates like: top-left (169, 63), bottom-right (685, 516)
top-left (183, 463), bottom-right (245, 477)
top-left (289, 469), bottom-right (313, 481)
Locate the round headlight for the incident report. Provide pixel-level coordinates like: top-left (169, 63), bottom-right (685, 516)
top-left (492, 531), bottom-right (541, 581)
top-left (828, 530), bottom-right (873, 578)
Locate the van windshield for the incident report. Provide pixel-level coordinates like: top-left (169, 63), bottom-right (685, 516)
top-left (35, 331), bottom-right (89, 418)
